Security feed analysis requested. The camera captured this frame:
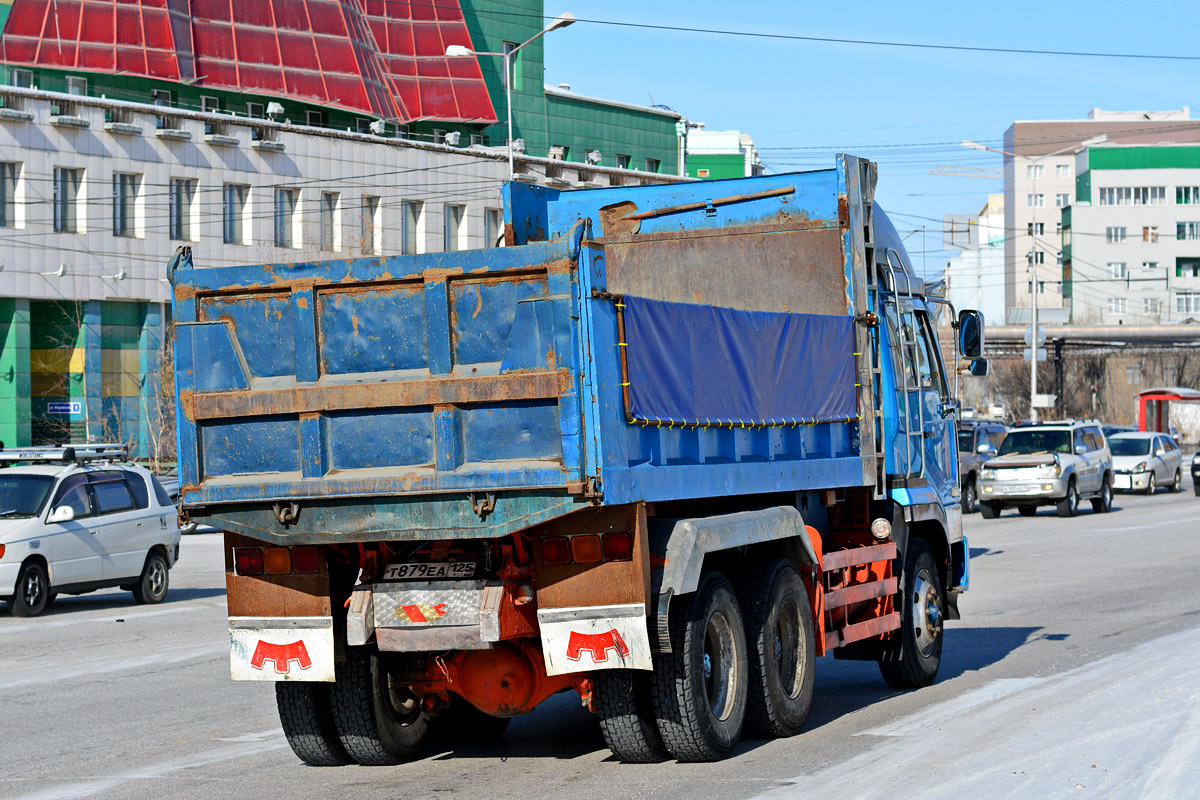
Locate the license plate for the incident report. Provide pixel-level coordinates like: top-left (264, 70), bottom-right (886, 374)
top-left (382, 562), bottom-right (476, 581)
top-left (999, 484), bottom-right (1034, 494)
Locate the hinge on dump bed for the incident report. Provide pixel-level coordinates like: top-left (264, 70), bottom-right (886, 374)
top-left (566, 476), bottom-right (603, 502)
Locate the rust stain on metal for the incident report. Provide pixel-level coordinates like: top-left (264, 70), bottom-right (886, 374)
top-left (189, 370), bottom-right (571, 420)
top-left (471, 285), bottom-right (484, 318)
top-left (295, 295), bottom-right (309, 309)
top-left (599, 200), bottom-right (640, 236)
top-left (838, 194), bottom-right (850, 228)
top-left (179, 389), bottom-right (196, 421)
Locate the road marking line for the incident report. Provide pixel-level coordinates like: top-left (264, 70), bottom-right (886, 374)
top-left (0, 603), bottom-right (221, 635)
top-left (0, 642), bottom-right (225, 691)
top-left (856, 677), bottom-right (1046, 737)
top-left (7, 736), bottom-right (288, 800)
top-left (217, 728), bottom-right (284, 743)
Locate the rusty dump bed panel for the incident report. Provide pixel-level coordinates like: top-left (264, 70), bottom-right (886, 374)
top-left (171, 157), bottom-right (877, 544)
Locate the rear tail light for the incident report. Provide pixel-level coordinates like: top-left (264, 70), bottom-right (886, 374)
top-left (601, 532), bottom-right (633, 561)
top-left (233, 546), bottom-right (320, 576)
top-left (570, 534), bottom-right (603, 564)
top-left (291, 546), bottom-right (319, 574)
top-left (540, 532), bottom-right (635, 566)
top-left (234, 547), bottom-right (264, 576)
top-left (541, 537), bottom-right (571, 566)
top-left (263, 547), bottom-right (291, 574)
top-left (0, 543), bottom-right (6, 560)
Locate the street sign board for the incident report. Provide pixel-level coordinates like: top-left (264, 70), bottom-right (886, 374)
top-left (47, 401), bottom-right (82, 415)
top-left (1023, 347), bottom-right (1047, 362)
top-left (1023, 325), bottom-right (1047, 347)
top-left (1032, 393), bottom-right (1057, 408)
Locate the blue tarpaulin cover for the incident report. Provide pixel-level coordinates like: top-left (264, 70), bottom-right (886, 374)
top-left (622, 295), bottom-right (857, 426)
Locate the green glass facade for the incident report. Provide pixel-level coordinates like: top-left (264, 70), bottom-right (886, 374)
top-left (687, 153), bottom-right (749, 180)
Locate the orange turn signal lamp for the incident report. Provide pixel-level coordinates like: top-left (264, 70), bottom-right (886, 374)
top-left (234, 545), bottom-right (320, 576)
top-left (541, 532), bottom-right (633, 566)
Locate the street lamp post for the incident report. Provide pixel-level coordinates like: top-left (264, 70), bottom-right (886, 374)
top-left (961, 136), bottom-right (1106, 422)
top-left (446, 12), bottom-right (575, 180)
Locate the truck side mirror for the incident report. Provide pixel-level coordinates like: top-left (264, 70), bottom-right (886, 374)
top-left (958, 310), bottom-right (984, 359)
top-left (968, 357), bottom-right (989, 377)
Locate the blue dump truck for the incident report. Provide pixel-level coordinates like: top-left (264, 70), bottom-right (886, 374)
top-left (170, 155), bottom-right (986, 765)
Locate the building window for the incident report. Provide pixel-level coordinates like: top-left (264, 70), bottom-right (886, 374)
top-left (1056, 164), bottom-right (1072, 179)
top-left (433, 129), bottom-right (447, 144)
top-left (274, 188), bottom-right (298, 248)
top-left (485, 208), bottom-right (502, 248)
top-left (1030, 250), bottom-right (1045, 265)
top-left (1026, 164), bottom-right (1044, 179)
top-left (1027, 193), bottom-right (1044, 208)
top-left (1177, 291), bottom-right (1200, 314)
top-left (320, 192), bottom-right (339, 251)
top-left (1142, 261), bottom-right (1160, 270)
top-left (1177, 222), bottom-right (1200, 241)
top-left (223, 183), bottom-right (249, 244)
top-left (444, 204), bottom-right (464, 252)
top-left (0, 162), bottom-right (17, 228)
top-left (645, 158), bottom-right (661, 173)
top-left (199, 96), bottom-right (223, 134)
top-left (1028, 222), bottom-right (1045, 236)
top-left (305, 110), bottom-right (325, 127)
top-left (112, 173), bottom-right (140, 237)
top-left (1099, 186), bottom-right (1166, 205)
top-left (1108, 262), bottom-right (1127, 279)
top-left (66, 76), bottom-right (87, 96)
top-left (616, 154), bottom-right (631, 170)
top-left (11, 69), bottom-right (33, 88)
top-left (1105, 226), bottom-right (1126, 243)
top-left (697, 168), bottom-right (711, 178)
top-left (1178, 186), bottom-right (1200, 204)
top-left (1178, 261), bottom-right (1200, 278)
top-left (1126, 365), bottom-right (1141, 383)
top-left (53, 167), bottom-right (82, 233)
top-left (151, 88), bottom-right (175, 128)
top-left (169, 178), bottom-right (196, 241)
top-left (1055, 193), bottom-right (1070, 208)
top-left (1108, 297), bottom-right (1127, 314)
top-left (247, 102), bottom-right (265, 119)
top-left (361, 195), bottom-right (379, 254)
top-left (1144, 297), bottom-right (1160, 315)
top-left (469, 133), bottom-right (484, 146)
top-left (1143, 226), bottom-right (1159, 242)
top-left (401, 200), bottom-right (422, 255)
top-left (1056, 251), bottom-right (1063, 266)
top-left (355, 118), bottom-right (372, 134)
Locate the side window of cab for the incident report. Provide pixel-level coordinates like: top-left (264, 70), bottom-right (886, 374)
top-left (51, 474), bottom-right (93, 519)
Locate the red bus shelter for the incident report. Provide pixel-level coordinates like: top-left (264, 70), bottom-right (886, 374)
top-left (1137, 387), bottom-right (1200, 433)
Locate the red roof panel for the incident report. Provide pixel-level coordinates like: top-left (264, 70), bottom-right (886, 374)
top-left (0, 0), bottom-right (496, 124)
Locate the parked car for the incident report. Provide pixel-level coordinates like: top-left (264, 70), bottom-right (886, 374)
top-left (977, 420), bottom-right (1113, 518)
top-left (1101, 424), bottom-right (1135, 440)
top-left (0, 444), bottom-right (181, 617)
top-left (1109, 432), bottom-right (1183, 494)
top-left (957, 420), bottom-right (1007, 513)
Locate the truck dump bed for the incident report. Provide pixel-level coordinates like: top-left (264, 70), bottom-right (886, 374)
top-left (171, 156), bottom-right (882, 543)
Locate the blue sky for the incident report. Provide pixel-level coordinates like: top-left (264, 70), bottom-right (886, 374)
top-left (541, 0), bottom-right (1200, 276)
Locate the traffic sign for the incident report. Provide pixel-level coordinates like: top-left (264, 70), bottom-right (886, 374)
top-left (1023, 325), bottom-right (1047, 347)
top-left (47, 401), bottom-right (82, 415)
top-left (1023, 348), bottom-right (1047, 362)
top-left (1032, 393), bottom-right (1057, 408)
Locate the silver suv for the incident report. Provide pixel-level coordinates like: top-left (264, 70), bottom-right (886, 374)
top-left (977, 421), bottom-right (1113, 519)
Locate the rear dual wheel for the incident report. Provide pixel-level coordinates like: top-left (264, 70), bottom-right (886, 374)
top-left (329, 648), bottom-right (429, 765)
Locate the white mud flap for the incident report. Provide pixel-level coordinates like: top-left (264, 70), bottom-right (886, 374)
top-left (538, 603), bottom-right (653, 676)
top-left (229, 617), bottom-right (335, 682)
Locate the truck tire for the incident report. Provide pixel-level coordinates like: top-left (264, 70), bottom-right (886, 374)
top-left (878, 538), bottom-right (943, 690)
top-left (9, 560), bottom-right (50, 617)
top-left (1091, 476), bottom-right (1113, 513)
top-left (131, 551), bottom-right (169, 604)
top-left (980, 502), bottom-right (1000, 519)
top-left (650, 571), bottom-right (748, 762)
top-left (276, 681), bottom-right (351, 766)
top-left (430, 695), bottom-right (511, 743)
top-left (738, 559), bottom-right (814, 739)
top-left (330, 647), bottom-right (428, 765)
top-left (1056, 479), bottom-right (1079, 517)
top-left (594, 669), bottom-right (668, 763)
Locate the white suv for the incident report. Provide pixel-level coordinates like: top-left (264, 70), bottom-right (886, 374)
top-left (0, 445), bottom-right (181, 617)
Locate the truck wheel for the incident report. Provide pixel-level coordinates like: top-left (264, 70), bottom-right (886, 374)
top-left (962, 478), bottom-right (979, 514)
top-left (430, 695), bottom-right (511, 743)
top-left (1056, 479), bottom-right (1079, 517)
top-left (878, 538), bottom-right (943, 690)
top-left (330, 648), bottom-right (428, 765)
top-left (979, 502), bottom-right (1000, 519)
top-left (738, 559), bottom-right (814, 739)
top-left (594, 669), bottom-right (668, 762)
top-left (9, 561), bottom-right (50, 617)
top-left (1171, 470), bottom-right (1182, 493)
top-left (1091, 477), bottom-right (1113, 513)
top-left (131, 551), bottom-right (169, 604)
top-left (276, 681), bottom-right (351, 766)
top-left (650, 571), bottom-right (748, 762)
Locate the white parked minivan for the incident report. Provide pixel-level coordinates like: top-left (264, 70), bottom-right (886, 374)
top-left (0, 445), bottom-right (181, 617)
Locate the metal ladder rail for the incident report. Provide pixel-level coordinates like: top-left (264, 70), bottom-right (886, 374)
top-left (858, 160), bottom-right (888, 499)
top-left (879, 253), bottom-right (924, 479)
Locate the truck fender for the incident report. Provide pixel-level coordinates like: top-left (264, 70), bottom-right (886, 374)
top-left (648, 506), bottom-right (817, 652)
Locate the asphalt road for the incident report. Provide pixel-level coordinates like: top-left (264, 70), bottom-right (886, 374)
top-left (3, 481), bottom-right (1199, 800)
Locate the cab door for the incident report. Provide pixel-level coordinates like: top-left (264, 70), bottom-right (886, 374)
top-left (912, 310), bottom-right (957, 506)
